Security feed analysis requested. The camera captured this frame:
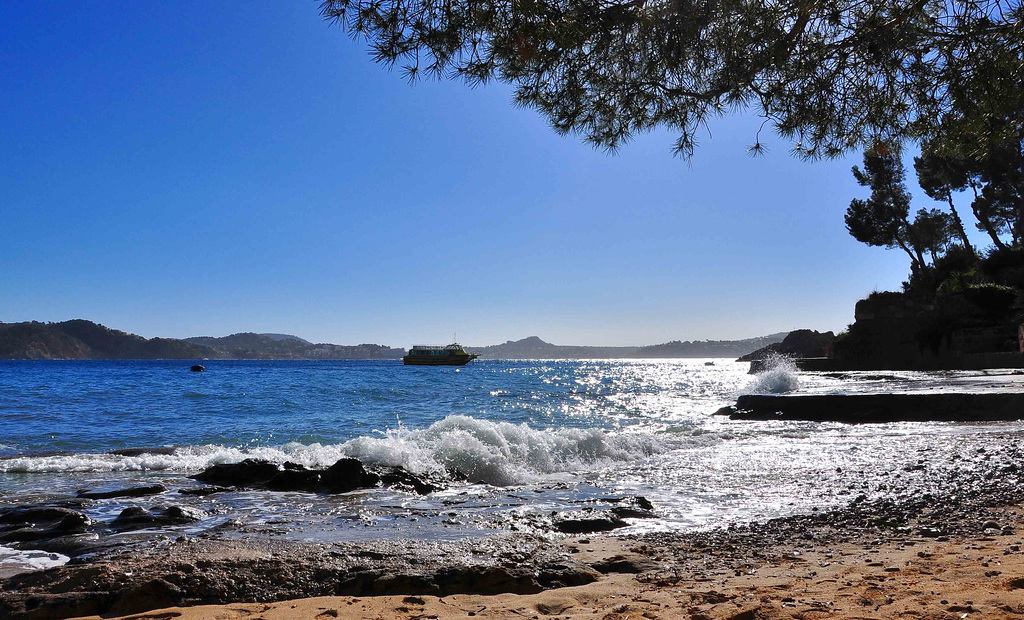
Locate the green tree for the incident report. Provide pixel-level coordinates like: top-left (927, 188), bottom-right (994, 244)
top-left (914, 30), bottom-right (1023, 250)
top-left (913, 150), bottom-right (976, 254)
top-left (915, 131), bottom-right (1023, 251)
top-left (321, 0), bottom-right (1023, 158)
top-left (845, 147), bottom-right (924, 271)
top-left (908, 207), bottom-right (953, 263)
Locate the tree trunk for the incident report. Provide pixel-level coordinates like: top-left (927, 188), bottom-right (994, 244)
top-left (945, 194), bottom-right (975, 256)
top-left (897, 239), bottom-right (921, 272)
top-left (971, 185), bottom-right (1008, 250)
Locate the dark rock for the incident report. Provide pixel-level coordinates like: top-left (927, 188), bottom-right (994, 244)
top-left (0, 506), bottom-right (92, 543)
top-left (722, 392), bottom-right (1024, 423)
top-left (633, 496), bottom-right (654, 511)
top-left (190, 365), bottom-right (205, 372)
top-left (27, 533), bottom-right (103, 557)
top-left (108, 578), bottom-right (184, 616)
top-left (378, 467), bottom-right (437, 495)
top-left (321, 458), bottom-right (380, 493)
top-left (188, 457), bottom-right (435, 496)
top-left (590, 554), bottom-right (659, 574)
top-left (178, 486), bottom-right (232, 496)
top-left (77, 484), bottom-right (167, 500)
top-left (0, 591), bottom-right (108, 620)
top-left (111, 506), bottom-right (203, 529)
top-left (553, 511), bottom-right (628, 534)
top-left (266, 468), bottom-right (323, 492)
top-left (108, 447), bottom-right (176, 457)
top-left (606, 496), bottom-right (656, 519)
top-left (0, 506), bottom-right (85, 526)
top-left (192, 458), bottom-right (282, 486)
top-left (738, 329), bottom-right (835, 362)
top-left (609, 505), bottom-right (656, 519)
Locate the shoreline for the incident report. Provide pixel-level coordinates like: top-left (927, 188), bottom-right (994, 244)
top-left (4, 440), bottom-right (1024, 619)
top-left (67, 521), bottom-right (1024, 619)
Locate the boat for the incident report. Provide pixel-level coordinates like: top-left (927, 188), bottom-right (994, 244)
top-left (402, 343), bottom-right (478, 366)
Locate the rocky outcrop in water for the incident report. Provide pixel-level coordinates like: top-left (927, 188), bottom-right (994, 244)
top-left (191, 458), bottom-right (438, 495)
top-left (716, 392), bottom-right (1024, 423)
top-left (737, 329), bottom-right (835, 362)
top-left (112, 506), bottom-right (203, 529)
top-left (77, 485), bottom-right (167, 500)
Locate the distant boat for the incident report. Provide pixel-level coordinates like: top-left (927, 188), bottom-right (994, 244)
top-left (402, 343), bottom-right (478, 366)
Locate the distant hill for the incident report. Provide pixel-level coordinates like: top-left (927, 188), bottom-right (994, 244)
top-left (0, 320), bottom-right (403, 360)
top-left (0, 320), bottom-right (217, 360)
top-left (0, 320), bottom-right (791, 361)
top-left (638, 332), bottom-right (789, 358)
top-left (467, 336), bottom-right (638, 359)
top-left (468, 333), bottom-right (789, 359)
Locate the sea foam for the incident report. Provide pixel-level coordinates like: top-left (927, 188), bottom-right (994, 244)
top-left (0, 415), bottom-right (702, 486)
top-left (746, 354), bottom-right (800, 394)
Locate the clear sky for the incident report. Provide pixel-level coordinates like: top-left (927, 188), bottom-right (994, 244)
top-left (0, 2), bottom-right (990, 347)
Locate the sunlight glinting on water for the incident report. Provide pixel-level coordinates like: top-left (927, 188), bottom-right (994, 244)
top-left (2, 359), bottom-right (1024, 540)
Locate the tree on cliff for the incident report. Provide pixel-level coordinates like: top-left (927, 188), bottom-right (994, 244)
top-left (321, 0), bottom-right (1024, 158)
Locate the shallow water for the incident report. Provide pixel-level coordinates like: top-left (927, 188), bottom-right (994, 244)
top-left (2, 359), bottom-right (1023, 559)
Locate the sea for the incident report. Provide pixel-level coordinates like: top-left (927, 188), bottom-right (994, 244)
top-left (2, 358), bottom-right (1024, 573)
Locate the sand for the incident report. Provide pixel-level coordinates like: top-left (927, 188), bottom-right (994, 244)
top-left (69, 507), bottom-right (1024, 620)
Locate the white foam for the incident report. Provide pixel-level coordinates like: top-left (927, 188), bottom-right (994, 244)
top-left (0, 545), bottom-right (69, 575)
top-left (0, 416), bottom-right (708, 486)
top-left (746, 355), bottom-right (800, 394)
top-left (342, 415), bottom-right (674, 485)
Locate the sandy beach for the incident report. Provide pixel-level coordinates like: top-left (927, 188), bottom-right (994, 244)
top-left (65, 505), bottom-right (1024, 619)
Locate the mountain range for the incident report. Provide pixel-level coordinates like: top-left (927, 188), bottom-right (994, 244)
top-left (467, 333), bottom-right (788, 359)
top-left (0, 320), bottom-right (788, 360)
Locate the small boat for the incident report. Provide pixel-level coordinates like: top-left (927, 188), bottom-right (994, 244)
top-left (403, 343), bottom-right (478, 366)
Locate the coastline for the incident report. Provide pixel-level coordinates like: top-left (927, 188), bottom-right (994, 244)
top-left (5, 439), bottom-right (1024, 619)
top-left (68, 523), bottom-right (1024, 619)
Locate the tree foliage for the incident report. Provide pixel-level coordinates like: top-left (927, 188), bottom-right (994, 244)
top-left (846, 147), bottom-right (923, 269)
top-left (321, 0), bottom-right (1023, 158)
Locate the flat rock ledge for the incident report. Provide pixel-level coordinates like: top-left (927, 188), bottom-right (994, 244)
top-left (0, 535), bottom-right (599, 620)
top-left (716, 392), bottom-right (1024, 423)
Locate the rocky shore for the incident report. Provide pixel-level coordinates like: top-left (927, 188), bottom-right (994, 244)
top-left (717, 392), bottom-right (1024, 422)
top-left (4, 440), bottom-right (1024, 618)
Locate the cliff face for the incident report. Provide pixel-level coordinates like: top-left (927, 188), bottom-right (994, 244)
top-left (830, 289), bottom-right (1023, 370)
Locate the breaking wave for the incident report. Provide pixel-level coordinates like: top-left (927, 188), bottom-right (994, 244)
top-left (0, 415), bottom-right (713, 486)
top-left (746, 354), bottom-right (800, 394)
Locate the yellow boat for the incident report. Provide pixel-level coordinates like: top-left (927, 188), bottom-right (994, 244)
top-left (402, 343), bottom-right (478, 366)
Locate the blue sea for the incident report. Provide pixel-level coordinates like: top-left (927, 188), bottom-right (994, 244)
top-left (2, 359), bottom-right (1023, 571)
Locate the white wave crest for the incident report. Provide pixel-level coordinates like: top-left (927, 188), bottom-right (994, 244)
top-left (746, 354), bottom-right (800, 394)
top-left (343, 415), bottom-right (672, 486)
top-left (0, 416), bottom-right (707, 486)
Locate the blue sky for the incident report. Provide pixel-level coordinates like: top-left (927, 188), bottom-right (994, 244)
top-left (0, 2), bottom-right (990, 347)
